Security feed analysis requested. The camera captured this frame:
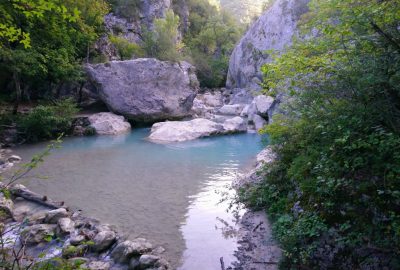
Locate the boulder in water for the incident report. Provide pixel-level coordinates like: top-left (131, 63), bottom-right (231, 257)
top-left (148, 118), bottom-right (224, 143)
top-left (88, 112), bottom-right (131, 136)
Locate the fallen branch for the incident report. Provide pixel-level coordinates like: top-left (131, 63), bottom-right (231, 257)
top-left (8, 184), bottom-right (65, 209)
top-left (252, 221), bottom-right (263, 232)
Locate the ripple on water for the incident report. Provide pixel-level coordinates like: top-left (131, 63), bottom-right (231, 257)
top-left (14, 129), bottom-right (265, 269)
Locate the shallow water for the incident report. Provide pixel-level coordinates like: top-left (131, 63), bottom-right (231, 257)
top-left (14, 129), bottom-right (264, 269)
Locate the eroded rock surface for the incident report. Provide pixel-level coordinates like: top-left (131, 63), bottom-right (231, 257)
top-left (87, 59), bottom-right (199, 123)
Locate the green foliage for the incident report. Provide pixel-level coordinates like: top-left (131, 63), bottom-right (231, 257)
top-left (108, 0), bottom-right (140, 18)
top-left (19, 99), bottom-right (78, 142)
top-left (241, 0), bottom-right (400, 268)
top-left (109, 35), bottom-right (144, 60)
top-left (142, 10), bottom-right (183, 62)
top-left (0, 0), bottom-right (109, 107)
top-left (185, 0), bottom-right (242, 87)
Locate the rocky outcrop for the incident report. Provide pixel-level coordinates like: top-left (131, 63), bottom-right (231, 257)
top-left (0, 149), bottom-right (21, 173)
top-left (2, 185), bottom-right (170, 269)
top-left (87, 59), bottom-right (199, 123)
top-left (226, 0), bottom-right (310, 90)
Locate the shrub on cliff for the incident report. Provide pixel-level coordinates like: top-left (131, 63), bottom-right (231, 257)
top-left (241, 0), bottom-right (400, 268)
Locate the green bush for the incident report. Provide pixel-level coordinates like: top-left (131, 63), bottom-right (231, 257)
top-left (19, 99), bottom-right (78, 142)
top-left (109, 35), bottom-right (144, 60)
top-left (240, 0), bottom-right (400, 269)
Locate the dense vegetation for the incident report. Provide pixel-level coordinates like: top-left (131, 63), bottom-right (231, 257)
top-left (0, 0), bottom-right (109, 113)
top-left (184, 0), bottom-right (242, 88)
top-left (241, 0), bottom-right (400, 269)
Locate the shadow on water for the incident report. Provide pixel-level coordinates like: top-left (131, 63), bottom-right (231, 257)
top-left (14, 129), bottom-right (265, 269)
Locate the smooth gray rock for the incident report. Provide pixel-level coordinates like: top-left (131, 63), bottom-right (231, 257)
top-left (70, 234), bottom-right (86, 246)
top-left (218, 104), bottom-right (245, 116)
top-left (87, 59), bottom-right (199, 123)
top-left (148, 118), bottom-right (224, 143)
top-left (252, 114), bottom-right (268, 131)
top-left (227, 0), bottom-right (310, 90)
top-left (223, 117), bottom-right (247, 133)
top-left (88, 112), bottom-right (131, 135)
top-left (21, 224), bottom-right (57, 245)
top-left (92, 230), bottom-right (116, 252)
top-left (57, 217), bottom-right (75, 234)
top-left (139, 255), bottom-right (159, 269)
top-left (44, 208), bottom-right (68, 224)
top-left (254, 95), bottom-right (275, 116)
top-left (111, 239), bottom-right (153, 264)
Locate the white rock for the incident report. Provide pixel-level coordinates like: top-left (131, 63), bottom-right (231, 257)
top-left (8, 155), bottom-right (21, 163)
top-left (254, 95), bottom-right (275, 116)
top-left (218, 104), bottom-right (245, 116)
top-left (111, 239), bottom-right (153, 264)
top-left (57, 218), bottom-right (75, 234)
top-left (148, 119), bottom-right (224, 143)
top-left (223, 117), bottom-right (247, 133)
top-left (252, 115), bottom-right (267, 131)
top-left (44, 208), bottom-right (68, 224)
top-left (92, 230), bottom-right (116, 252)
top-left (88, 112), bottom-right (131, 135)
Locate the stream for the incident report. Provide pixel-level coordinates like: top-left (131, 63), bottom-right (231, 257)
top-left (14, 128), bottom-right (265, 269)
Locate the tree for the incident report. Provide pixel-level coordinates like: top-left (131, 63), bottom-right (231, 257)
top-left (143, 10), bottom-right (182, 62)
top-left (0, 0), bottom-right (109, 113)
top-left (242, 0), bottom-right (400, 268)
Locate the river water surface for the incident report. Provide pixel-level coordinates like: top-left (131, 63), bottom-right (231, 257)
top-left (14, 129), bottom-right (264, 269)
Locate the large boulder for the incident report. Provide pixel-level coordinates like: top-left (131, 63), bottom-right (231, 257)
top-left (148, 119), bottom-right (224, 143)
top-left (86, 59), bottom-right (199, 123)
top-left (223, 117), bottom-right (247, 133)
top-left (226, 0), bottom-right (310, 90)
top-left (88, 112), bottom-right (131, 135)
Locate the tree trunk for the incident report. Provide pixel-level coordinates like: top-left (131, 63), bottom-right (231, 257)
top-left (12, 72), bottom-right (21, 115)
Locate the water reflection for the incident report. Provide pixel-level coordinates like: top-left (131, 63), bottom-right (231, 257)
top-left (13, 129), bottom-right (263, 269)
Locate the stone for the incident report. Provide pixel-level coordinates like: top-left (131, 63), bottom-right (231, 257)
top-left (62, 245), bottom-right (87, 259)
top-left (44, 208), bottom-right (69, 224)
top-left (254, 95), bottom-right (275, 117)
top-left (223, 117), bottom-right (247, 133)
top-left (87, 261), bottom-right (111, 270)
top-left (139, 255), bottom-right (159, 269)
top-left (7, 155), bottom-right (21, 163)
top-left (229, 88), bottom-right (254, 105)
top-left (148, 118), bottom-right (224, 143)
top-left (191, 91), bottom-right (223, 117)
top-left (111, 239), bottom-right (153, 264)
top-left (92, 230), bottom-right (117, 252)
top-left (218, 104), bottom-right (245, 116)
top-left (0, 193), bottom-right (13, 220)
top-left (26, 211), bottom-right (47, 225)
top-left (70, 234), bottom-right (86, 246)
top-left (252, 114), bottom-right (267, 131)
top-left (129, 258), bottom-right (140, 270)
top-left (86, 59), bottom-right (199, 123)
top-left (21, 224), bottom-right (57, 245)
top-left (240, 105), bottom-right (250, 117)
top-left (88, 112), bottom-right (131, 135)
top-left (227, 0), bottom-right (310, 90)
top-left (57, 217), bottom-right (75, 235)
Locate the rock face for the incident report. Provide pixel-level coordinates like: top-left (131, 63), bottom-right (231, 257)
top-left (149, 118), bottom-right (224, 143)
top-left (88, 113), bottom-right (131, 135)
top-left (87, 59), bottom-right (199, 123)
top-left (226, 0), bottom-right (310, 90)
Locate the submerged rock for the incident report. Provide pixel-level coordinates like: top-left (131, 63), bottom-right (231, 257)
top-left (88, 112), bottom-right (131, 135)
top-left (148, 118), bottom-right (224, 143)
top-left (86, 59), bottom-right (199, 123)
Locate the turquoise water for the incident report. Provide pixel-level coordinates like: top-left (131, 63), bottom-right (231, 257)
top-left (14, 129), bottom-right (264, 269)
